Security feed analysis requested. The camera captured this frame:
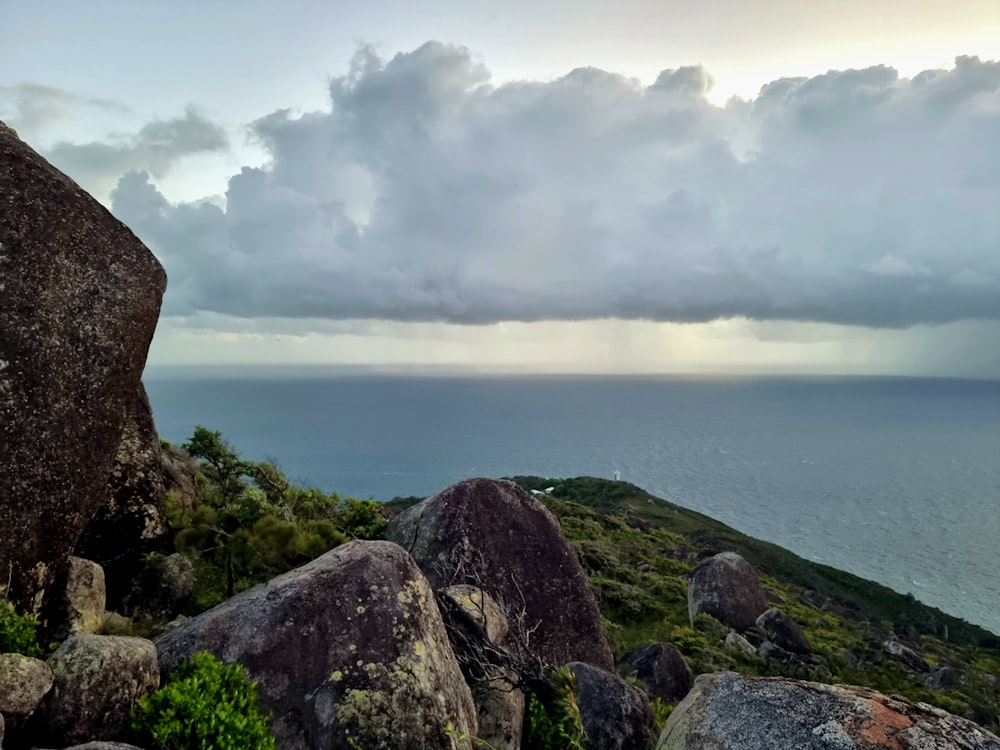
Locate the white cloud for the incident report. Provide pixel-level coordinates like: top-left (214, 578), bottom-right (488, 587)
top-left (87, 44), bottom-right (1000, 329)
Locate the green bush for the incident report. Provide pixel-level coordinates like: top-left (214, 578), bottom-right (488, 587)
top-left (0, 599), bottom-right (42, 657)
top-left (131, 651), bottom-right (276, 750)
top-left (524, 666), bottom-right (586, 750)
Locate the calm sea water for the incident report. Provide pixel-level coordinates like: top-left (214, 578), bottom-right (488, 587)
top-left (144, 370), bottom-right (1000, 635)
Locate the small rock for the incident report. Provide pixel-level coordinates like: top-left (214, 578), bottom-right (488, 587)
top-left (764, 588), bottom-right (786, 605)
top-left (759, 639), bottom-right (794, 661)
top-left (620, 643), bottom-right (694, 703)
top-left (45, 557), bottom-right (107, 640)
top-left (39, 635), bottom-right (159, 746)
top-left (838, 647), bottom-right (860, 669)
top-left (687, 552), bottom-right (769, 632)
top-left (926, 666), bottom-right (961, 690)
top-left (569, 662), bottom-right (652, 750)
top-left (756, 608), bottom-right (811, 655)
top-left (883, 639), bottom-right (931, 673)
top-left (724, 631), bottom-right (757, 655)
top-left (0, 652), bottom-right (54, 719)
top-left (799, 589), bottom-right (827, 610)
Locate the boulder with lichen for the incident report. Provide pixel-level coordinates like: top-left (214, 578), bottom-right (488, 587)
top-left (154, 540), bottom-right (477, 750)
top-left (0, 121), bottom-right (165, 612)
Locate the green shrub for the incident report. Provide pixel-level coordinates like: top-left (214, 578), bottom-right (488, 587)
top-left (0, 599), bottom-right (42, 657)
top-left (524, 666), bottom-right (586, 750)
top-left (131, 651), bottom-right (276, 750)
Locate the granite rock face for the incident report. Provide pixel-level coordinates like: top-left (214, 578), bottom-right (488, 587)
top-left (387, 478), bottom-right (614, 672)
top-left (76, 383), bottom-right (169, 607)
top-left (0, 121), bottom-right (166, 611)
top-left (687, 551), bottom-right (769, 632)
top-left (154, 540), bottom-right (478, 750)
top-left (657, 672), bottom-right (1000, 750)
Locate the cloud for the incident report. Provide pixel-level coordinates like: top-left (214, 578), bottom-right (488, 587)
top-left (109, 44), bottom-right (1000, 329)
top-left (0, 83), bottom-right (129, 133)
top-left (44, 106), bottom-right (229, 198)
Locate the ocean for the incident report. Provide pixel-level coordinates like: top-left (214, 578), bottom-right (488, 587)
top-left (144, 370), bottom-right (1000, 635)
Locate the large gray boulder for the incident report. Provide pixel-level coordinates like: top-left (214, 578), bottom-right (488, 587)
top-left (0, 122), bottom-right (166, 612)
top-left (619, 643), bottom-right (694, 703)
top-left (38, 635), bottom-right (159, 747)
top-left (387, 478), bottom-right (614, 672)
top-left (569, 662), bottom-right (652, 750)
top-left (76, 384), bottom-right (169, 607)
top-left (657, 672), bottom-right (1000, 750)
top-left (155, 540), bottom-right (478, 750)
top-left (687, 551), bottom-right (769, 632)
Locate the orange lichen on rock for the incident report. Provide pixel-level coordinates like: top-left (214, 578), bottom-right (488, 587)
top-left (848, 698), bottom-right (914, 750)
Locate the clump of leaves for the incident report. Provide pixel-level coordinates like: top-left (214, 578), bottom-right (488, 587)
top-left (0, 599), bottom-right (42, 657)
top-left (131, 651), bottom-right (276, 750)
top-left (524, 666), bottom-right (586, 750)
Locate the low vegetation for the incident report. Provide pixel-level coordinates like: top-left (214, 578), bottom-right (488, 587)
top-left (130, 651), bottom-right (276, 750)
top-left (510, 475), bottom-right (1000, 732)
top-left (168, 426), bottom-right (387, 612)
top-left (0, 598), bottom-right (43, 657)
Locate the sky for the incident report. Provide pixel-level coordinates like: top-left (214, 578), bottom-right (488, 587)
top-left (3, 0), bottom-right (1000, 376)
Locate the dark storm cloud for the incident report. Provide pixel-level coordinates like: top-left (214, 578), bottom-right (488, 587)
top-left (108, 44), bottom-right (1000, 328)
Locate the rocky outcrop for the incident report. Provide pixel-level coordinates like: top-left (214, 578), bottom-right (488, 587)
top-left (0, 652), bottom-right (53, 721)
top-left (569, 662), bottom-right (652, 750)
top-left (387, 478), bottom-right (614, 671)
top-left (76, 384), bottom-right (169, 607)
top-left (620, 643), bottom-right (694, 703)
top-left (687, 551), bottom-right (769, 632)
top-left (656, 672), bottom-right (1000, 750)
top-left (38, 635), bottom-right (159, 747)
top-left (0, 121), bottom-right (166, 611)
top-left (756, 607), bottom-right (811, 655)
top-left (155, 540), bottom-right (478, 750)
top-left (43, 556), bottom-right (107, 641)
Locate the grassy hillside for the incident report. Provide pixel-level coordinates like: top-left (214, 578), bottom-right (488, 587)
top-left (508, 476), bottom-right (1000, 731)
